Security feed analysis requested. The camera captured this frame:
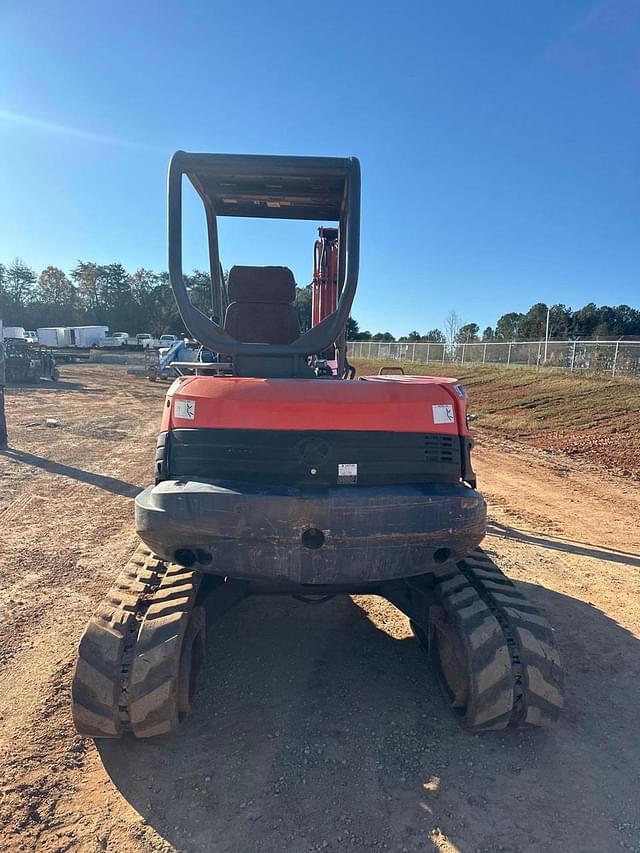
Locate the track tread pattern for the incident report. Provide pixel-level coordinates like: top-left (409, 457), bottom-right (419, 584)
top-left (72, 548), bottom-right (203, 739)
top-left (412, 548), bottom-right (564, 731)
top-left (72, 551), bottom-right (243, 740)
top-left (126, 566), bottom-right (202, 738)
top-left (457, 548), bottom-right (565, 729)
top-left (71, 546), bottom-right (165, 738)
top-left (429, 564), bottom-right (514, 731)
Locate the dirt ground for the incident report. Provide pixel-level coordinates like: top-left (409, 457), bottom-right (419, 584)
top-left (0, 365), bottom-right (639, 853)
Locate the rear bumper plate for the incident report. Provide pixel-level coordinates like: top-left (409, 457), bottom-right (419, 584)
top-left (135, 480), bottom-right (486, 584)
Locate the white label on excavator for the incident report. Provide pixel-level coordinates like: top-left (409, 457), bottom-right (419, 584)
top-left (432, 404), bottom-right (455, 424)
top-left (174, 399), bottom-right (196, 420)
top-left (338, 464), bottom-right (357, 477)
top-left (337, 463), bottom-right (357, 484)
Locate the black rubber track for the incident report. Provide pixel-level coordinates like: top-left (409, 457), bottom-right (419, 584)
top-left (71, 546), bottom-right (166, 737)
top-left (414, 547), bottom-right (564, 731)
top-left (127, 564), bottom-right (203, 737)
top-left (72, 545), bottom-right (563, 738)
top-left (459, 548), bottom-right (564, 728)
top-left (71, 546), bottom-right (203, 738)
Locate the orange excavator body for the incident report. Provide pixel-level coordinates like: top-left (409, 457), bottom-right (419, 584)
top-left (161, 374), bottom-right (471, 436)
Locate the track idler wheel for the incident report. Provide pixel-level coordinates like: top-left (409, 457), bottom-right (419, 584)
top-left (427, 606), bottom-right (470, 711)
top-left (177, 606), bottom-right (206, 718)
top-left (412, 583), bottom-right (514, 731)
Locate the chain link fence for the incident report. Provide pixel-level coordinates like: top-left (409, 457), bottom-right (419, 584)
top-left (348, 339), bottom-right (640, 377)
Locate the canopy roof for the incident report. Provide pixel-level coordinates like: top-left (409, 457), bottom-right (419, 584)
top-left (167, 151), bottom-right (361, 372)
top-left (179, 152), bottom-right (349, 221)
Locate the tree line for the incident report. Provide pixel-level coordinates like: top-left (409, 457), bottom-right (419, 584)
top-left (1, 258), bottom-right (638, 342)
top-left (349, 302), bottom-right (640, 343)
top-left (0, 258), bottom-right (315, 336)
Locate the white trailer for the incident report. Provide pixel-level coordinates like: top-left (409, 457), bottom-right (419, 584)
top-left (68, 326), bottom-right (108, 347)
top-left (3, 326), bottom-right (26, 340)
top-left (37, 327), bottom-right (71, 347)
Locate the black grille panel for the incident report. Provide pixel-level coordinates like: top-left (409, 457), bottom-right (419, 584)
top-left (424, 434), bottom-right (456, 463)
top-left (159, 429), bottom-right (464, 487)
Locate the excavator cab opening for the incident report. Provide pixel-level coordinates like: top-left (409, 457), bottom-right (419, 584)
top-left (167, 151), bottom-right (360, 378)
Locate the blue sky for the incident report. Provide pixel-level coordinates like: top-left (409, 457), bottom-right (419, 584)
top-left (1, 0), bottom-right (638, 336)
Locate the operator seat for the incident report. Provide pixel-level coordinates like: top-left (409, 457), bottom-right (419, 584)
top-left (224, 266), bottom-right (301, 344)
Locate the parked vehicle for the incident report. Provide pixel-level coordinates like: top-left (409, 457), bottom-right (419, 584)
top-left (37, 327), bottom-right (70, 347)
top-left (146, 339), bottom-right (196, 380)
top-left (159, 334), bottom-right (179, 347)
top-left (69, 326), bottom-right (109, 347)
top-left (4, 338), bottom-right (59, 383)
top-left (37, 326), bottom-right (108, 348)
top-left (3, 326), bottom-right (27, 340)
top-left (136, 333), bottom-right (161, 349)
top-left (99, 332), bottom-right (131, 348)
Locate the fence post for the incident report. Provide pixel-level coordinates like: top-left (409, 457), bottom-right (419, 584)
top-left (612, 340), bottom-right (620, 378)
top-left (353, 337), bottom-right (637, 376)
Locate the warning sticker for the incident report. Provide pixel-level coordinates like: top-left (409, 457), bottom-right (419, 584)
top-left (432, 404), bottom-right (455, 424)
top-left (174, 399), bottom-right (196, 420)
top-left (338, 463), bottom-right (358, 484)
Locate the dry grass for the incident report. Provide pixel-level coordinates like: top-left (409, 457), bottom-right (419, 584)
top-left (352, 359), bottom-right (640, 475)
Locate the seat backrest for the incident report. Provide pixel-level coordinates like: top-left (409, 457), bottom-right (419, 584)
top-left (224, 266), bottom-right (301, 344)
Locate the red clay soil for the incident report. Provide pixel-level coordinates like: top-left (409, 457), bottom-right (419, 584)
top-left (523, 418), bottom-right (640, 476)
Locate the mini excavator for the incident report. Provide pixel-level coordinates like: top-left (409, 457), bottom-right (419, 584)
top-left (72, 153), bottom-right (564, 738)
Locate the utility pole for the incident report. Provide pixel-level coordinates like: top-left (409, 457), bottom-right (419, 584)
top-left (544, 307), bottom-right (550, 363)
